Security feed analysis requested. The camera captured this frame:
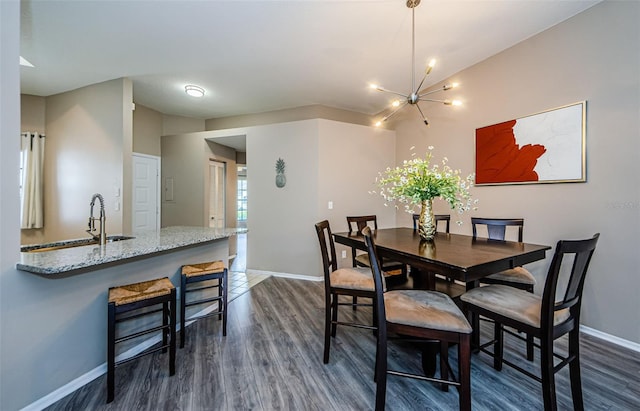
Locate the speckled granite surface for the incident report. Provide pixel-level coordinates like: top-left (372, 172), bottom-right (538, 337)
top-left (18, 226), bottom-right (246, 276)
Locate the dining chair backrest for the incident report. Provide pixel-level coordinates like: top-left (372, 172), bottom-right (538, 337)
top-left (413, 214), bottom-right (451, 233)
top-left (347, 215), bottom-right (378, 235)
top-left (315, 220), bottom-right (338, 281)
top-left (471, 217), bottom-right (524, 242)
top-left (362, 226), bottom-right (386, 319)
top-left (540, 233), bottom-right (600, 330)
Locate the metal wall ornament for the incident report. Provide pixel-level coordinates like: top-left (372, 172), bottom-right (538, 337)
top-left (275, 158), bottom-right (286, 188)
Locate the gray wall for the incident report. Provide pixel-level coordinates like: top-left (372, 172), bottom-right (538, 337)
top-left (199, 119), bottom-right (396, 277)
top-left (133, 103), bottom-right (162, 156)
top-left (162, 114), bottom-right (205, 136)
top-left (161, 133), bottom-right (239, 257)
top-left (391, 0), bottom-right (639, 344)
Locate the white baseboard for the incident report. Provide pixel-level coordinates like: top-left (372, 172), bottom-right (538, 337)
top-left (580, 325), bottom-right (640, 353)
top-left (246, 269), bottom-right (322, 282)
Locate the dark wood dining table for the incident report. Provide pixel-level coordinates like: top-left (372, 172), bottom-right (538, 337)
top-left (333, 227), bottom-right (551, 374)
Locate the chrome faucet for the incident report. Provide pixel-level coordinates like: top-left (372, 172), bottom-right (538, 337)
top-left (87, 193), bottom-right (107, 245)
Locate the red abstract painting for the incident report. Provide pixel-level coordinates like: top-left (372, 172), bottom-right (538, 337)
top-left (475, 120), bottom-right (547, 184)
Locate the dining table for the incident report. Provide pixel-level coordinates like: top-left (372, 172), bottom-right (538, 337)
top-left (332, 227), bottom-right (552, 375)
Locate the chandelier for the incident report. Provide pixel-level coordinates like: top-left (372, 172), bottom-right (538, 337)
top-left (371, 0), bottom-right (460, 127)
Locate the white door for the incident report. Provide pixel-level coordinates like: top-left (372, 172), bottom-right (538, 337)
top-left (209, 161), bottom-right (226, 229)
top-left (132, 154), bottom-right (160, 234)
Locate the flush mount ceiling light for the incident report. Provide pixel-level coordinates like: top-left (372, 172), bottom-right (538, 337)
top-left (185, 85), bottom-right (205, 98)
top-left (371, 0), bottom-right (461, 127)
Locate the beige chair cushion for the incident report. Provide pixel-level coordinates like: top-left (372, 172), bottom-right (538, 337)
top-left (330, 267), bottom-right (376, 291)
top-left (484, 266), bottom-right (536, 285)
top-left (384, 290), bottom-right (472, 334)
top-left (461, 285), bottom-right (569, 329)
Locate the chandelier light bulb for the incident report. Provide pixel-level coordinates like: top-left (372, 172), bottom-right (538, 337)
top-left (375, 121), bottom-right (383, 127)
top-left (185, 85), bottom-right (205, 98)
top-left (392, 100), bottom-right (401, 107)
top-left (452, 100), bottom-right (462, 106)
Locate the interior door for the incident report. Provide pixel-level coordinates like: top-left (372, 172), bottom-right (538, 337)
top-left (209, 161), bottom-right (226, 229)
top-left (132, 154), bottom-right (160, 233)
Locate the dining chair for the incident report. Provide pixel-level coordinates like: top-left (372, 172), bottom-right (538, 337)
top-left (413, 213), bottom-right (451, 234)
top-left (363, 226), bottom-right (472, 411)
top-left (347, 215), bottom-right (407, 285)
top-left (471, 217), bottom-right (538, 359)
top-left (472, 218), bottom-right (536, 291)
top-left (461, 233), bottom-right (599, 411)
top-left (315, 220), bottom-right (378, 365)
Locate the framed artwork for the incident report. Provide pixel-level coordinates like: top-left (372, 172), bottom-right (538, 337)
top-left (475, 101), bottom-right (586, 185)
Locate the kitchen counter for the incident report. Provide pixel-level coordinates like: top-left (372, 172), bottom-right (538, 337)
top-left (18, 226), bottom-right (246, 277)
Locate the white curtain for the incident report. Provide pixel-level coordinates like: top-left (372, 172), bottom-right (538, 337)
top-left (20, 132), bottom-right (45, 229)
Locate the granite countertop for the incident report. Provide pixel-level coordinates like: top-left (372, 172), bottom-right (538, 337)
top-left (18, 226), bottom-right (246, 277)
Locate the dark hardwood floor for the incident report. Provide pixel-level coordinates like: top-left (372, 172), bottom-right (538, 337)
top-left (46, 277), bottom-right (640, 410)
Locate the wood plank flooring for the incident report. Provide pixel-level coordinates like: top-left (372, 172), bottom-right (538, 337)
top-left (46, 277), bottom-right (640, 410)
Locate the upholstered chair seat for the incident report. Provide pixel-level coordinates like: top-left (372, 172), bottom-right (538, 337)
top-left (330, 267), bottom-right (376, 291)
top-left (461, 285), bottom-right (569, 329)
top-left (385, 290), bottom-right (472, 333)
top-left (484, 267), bottom-right (536, 286)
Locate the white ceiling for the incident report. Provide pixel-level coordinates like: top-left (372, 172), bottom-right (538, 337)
top-left (20, 0), bottom-right (601, 120)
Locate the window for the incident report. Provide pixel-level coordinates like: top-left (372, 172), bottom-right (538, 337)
top-left (237, 173), bottom-right (247, 222)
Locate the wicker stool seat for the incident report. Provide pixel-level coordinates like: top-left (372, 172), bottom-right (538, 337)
top-left (180, 260), bottom-right (228, 348)
top-left (107, 277), bottom-right (176, 403)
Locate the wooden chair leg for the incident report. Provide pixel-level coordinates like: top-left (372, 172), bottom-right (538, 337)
top-left (493, 322), bottom-right (503, 371)
top-left (323, 295), bottom-right (331, 364)
top-left (217, 278), bottom-right (223, 320)
top-left (540, 334), bottom-right (558, 411)
top-left (169, 292), bottom-right (176, 375)
top-left (526, 333), bottom-right (535, 361)
top-left (568, 328), bottom-right (584, 410)
top-left (458, 334), bottom-right (471, 411)
top-left (222, 271), bottom-right (228, 336)
top-left (374, 327), bottom-right (388, 411)
top-left (162, 300), bottom-right (169, 354)
top-left (331, 294), bottom-right (338, 338)
top-left (107, 303), bottom-right (116, 403)
top-left (180, 274), bottom-right (187, 349)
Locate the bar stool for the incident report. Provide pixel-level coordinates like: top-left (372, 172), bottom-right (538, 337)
top-left (180, 260), bottom-right (228, 348)
top-left (107, 277), bottom-right (176, 403)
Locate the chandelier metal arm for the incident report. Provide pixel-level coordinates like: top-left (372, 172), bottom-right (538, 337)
top-left (421, 98), bottom-right (453, 105)
top-left (415, 63), bottom-right (435, 95)
top-left (415, 103), bottom-right (430, 126)
top-left (418, 84), bottom-right (452, 97)
top-left (381, 101), bottom-right (409, 123)
top-left (371, 0), bottom-right (460, 127)
top-left (375, 87), bottom-right (409, 99)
